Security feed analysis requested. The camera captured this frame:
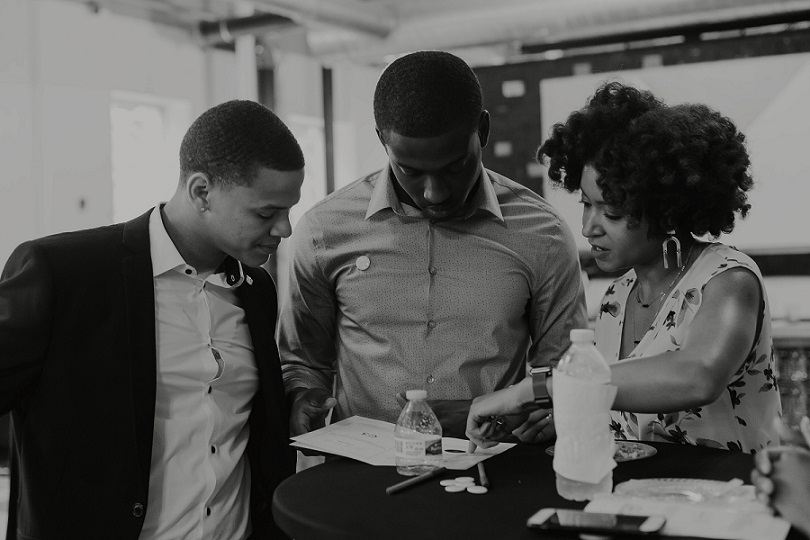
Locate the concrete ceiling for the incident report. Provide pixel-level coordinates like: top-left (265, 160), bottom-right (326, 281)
top-left (65, 0), bottom-right (810, 67)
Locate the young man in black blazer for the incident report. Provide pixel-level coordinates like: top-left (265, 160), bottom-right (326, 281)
top-left (0, 100), bottom-right (303, 539)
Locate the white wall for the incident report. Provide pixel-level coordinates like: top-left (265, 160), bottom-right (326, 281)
top-left (0, 0), bottom-right (238, 264)
top-left (272, 53), bottom-right (387, 305)
top-left (332, 62), bottom-right (388, 190)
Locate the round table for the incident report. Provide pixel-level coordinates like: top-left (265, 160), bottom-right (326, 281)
top-left (272, 442), bottom-right (796, 540)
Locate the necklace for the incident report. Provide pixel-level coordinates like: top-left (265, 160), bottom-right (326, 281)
top-left (634, 244), bottom-right (694, 308)
top-left (630, 244), bottom-right (695, 345)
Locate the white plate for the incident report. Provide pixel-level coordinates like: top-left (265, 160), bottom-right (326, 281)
top-left (614, 478), bottom-right (748, 503)
top-left (545, 441), bottom-right (657, 462)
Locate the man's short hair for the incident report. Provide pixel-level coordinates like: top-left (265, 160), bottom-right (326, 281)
top-left (373, 50), bottom-right (483, 139)
top-left (179, 99), bottom-right (304, 189)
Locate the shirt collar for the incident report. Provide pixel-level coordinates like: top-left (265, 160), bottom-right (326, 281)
top-left (365, 166), bottom-right (504, 223)
top-left (149, 206), bottom-right (187, 277)
top-left (365, 167), bottom-right (403, 219)
top-left (148, 206), bottom-right (245, 288)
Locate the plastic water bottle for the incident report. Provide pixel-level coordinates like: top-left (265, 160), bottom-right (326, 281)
top-left (555, 328), bottom-right (614, 500)
top-left (394, 389), bottom-right (443, 476)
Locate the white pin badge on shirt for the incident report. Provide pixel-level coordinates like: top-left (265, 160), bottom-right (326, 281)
top-left (355, 255), bottom-right (370, 271)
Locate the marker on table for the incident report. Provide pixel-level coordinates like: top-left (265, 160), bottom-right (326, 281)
top-left (476, 462), bottom-right (489, 489)
top-left (385, 467), bottom-right (447, 495)
top-left (468, 440), bottom-right (490, 489)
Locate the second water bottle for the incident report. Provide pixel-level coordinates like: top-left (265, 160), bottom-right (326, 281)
top-left (394, 389), bottom-right (443, 476)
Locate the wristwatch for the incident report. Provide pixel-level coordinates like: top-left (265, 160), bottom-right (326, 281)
top-left (530, 366), bottom-right (553, 409)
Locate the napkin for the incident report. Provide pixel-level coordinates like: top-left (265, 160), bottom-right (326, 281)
top-left (552, 369), bottom-right (618, 483)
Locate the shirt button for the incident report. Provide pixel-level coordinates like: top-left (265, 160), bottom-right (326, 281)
top-left (184, 269), bottom-right (192, 275)
top-left (211, 446), bottom-right (216, 454)
top-left (132, 503), bottom-right (144, 517)
top-left (426, 375), bottom-right (435, 384)
top-left (206, 507), bottom-right (211, 516)
top-left (429, 267), bottom-right (437, 275)
top-left (207, 386), bottom-right (212, 394)
top-left (427, 320), bottom-right (436, 329)
top-left (355, 255), bottom-right (370, 271)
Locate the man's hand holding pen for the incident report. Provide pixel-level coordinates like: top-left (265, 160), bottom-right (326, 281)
top-left (465, 378), bottom-right (555, 448)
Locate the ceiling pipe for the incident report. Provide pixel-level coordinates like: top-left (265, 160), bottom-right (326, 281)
top-left (302, 0), bottom-right (810, 65)
top-left (252, 0), bottom-right (396, 38)
top-left (521, 6), bottom-right (810, 54)
top-left (65, 0), bottom-right (220, 30)
top-left (199, 12), bottom-right (297, 45)
top-left (526, 0), bottom-right (810, 49)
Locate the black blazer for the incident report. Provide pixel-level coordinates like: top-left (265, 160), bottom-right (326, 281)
top-left (0, 210), bottom-right (295, 539)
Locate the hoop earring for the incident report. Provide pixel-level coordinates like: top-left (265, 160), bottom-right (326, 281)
top-left (662, 231), bottom-right (681, 269)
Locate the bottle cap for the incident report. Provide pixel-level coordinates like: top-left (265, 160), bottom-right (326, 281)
top-left (570, 328), bottom-right (595, 343)
top-left (405, 389), bottom-right (427, 400)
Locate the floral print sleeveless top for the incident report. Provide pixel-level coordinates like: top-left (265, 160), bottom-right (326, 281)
top-left (595, 243), bottom-right (781, 453)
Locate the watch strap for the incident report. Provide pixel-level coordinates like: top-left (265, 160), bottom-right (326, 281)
top-left (530, 366), bottom-right (553, 408)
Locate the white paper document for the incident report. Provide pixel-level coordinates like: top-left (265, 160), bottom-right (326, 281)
top-left (290, 415), bottom-right (515, 469)
top-left (585, 491), bottom-right (791, 540)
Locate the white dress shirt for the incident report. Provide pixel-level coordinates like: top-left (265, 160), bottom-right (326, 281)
top-left (139, 206), bottom-right (259, 540)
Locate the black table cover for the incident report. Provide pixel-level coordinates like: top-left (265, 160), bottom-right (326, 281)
top-left (273, 441), bottom-right (803, 540)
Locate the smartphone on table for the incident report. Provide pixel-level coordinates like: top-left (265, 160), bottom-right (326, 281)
top-left (527, 508), bottom-right (666, 536)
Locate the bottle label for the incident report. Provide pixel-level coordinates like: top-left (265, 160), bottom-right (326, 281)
top-left (394, 435), bottom-right (442, 459)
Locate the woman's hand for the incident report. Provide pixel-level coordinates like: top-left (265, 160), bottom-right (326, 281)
top-left (511, 408), bottom-right (555, 444)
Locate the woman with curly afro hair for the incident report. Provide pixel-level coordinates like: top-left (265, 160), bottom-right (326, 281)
top-left (466, 81), bottom-right (780, 454)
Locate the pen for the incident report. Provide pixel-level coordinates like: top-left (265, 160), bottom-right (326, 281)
top-left (385, 467), bottom-right (447, 495)
top-left (477, 462), bottom-right (490, 489)
top-left (468, 440), bottom-right (490, 489)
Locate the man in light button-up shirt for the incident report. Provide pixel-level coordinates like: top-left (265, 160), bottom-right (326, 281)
top-left (0, 100), bottom-right (304, 539)
top-left (279, 51), bottom-right (588, 441)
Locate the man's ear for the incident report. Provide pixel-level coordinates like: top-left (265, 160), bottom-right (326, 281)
top-left (186, 172), bottom-right (212, 212)
top-left (477, 110), bottom-right (491, 148)
top-left (375, 127), bottom-right (389, 154)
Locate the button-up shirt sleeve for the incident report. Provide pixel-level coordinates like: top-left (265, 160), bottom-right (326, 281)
top-left (527, 217), bottom-right (589, 369)
top-left (278, 212), bottom-right (336, 397)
